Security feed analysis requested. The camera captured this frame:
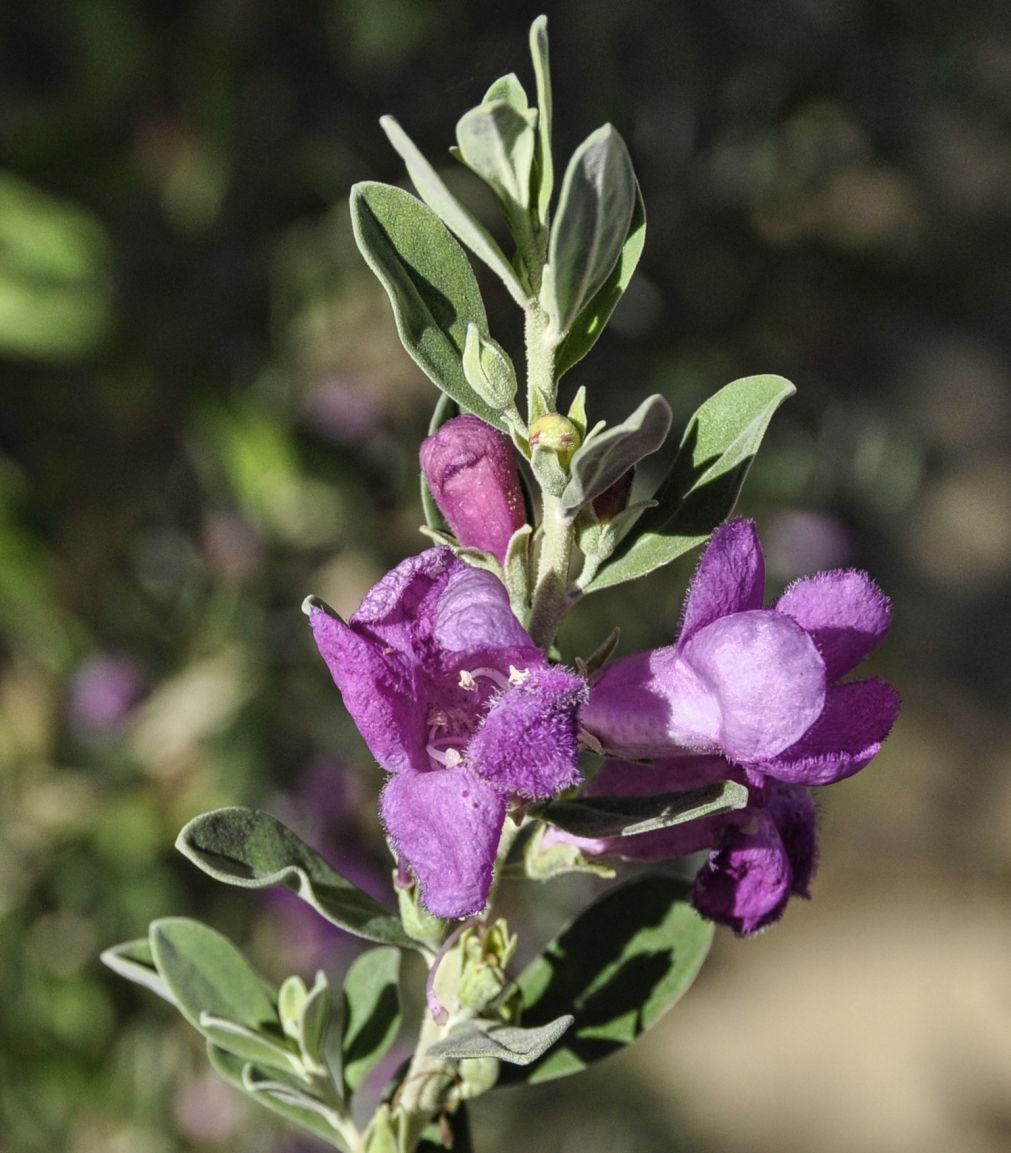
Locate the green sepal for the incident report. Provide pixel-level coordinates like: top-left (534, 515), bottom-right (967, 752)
top-left (555, 177), bottom-right (646, 379)
top-left (379, 116), bottom-right (530, 306)
top-left (533, 779), bottom-right (749, 840)
top-left (100, 937), bottom-right (174, 1005)
top-left (542, 125), bottom-right (636, 336)
top-left (208, 1045), bottom-right (349, 1150)
top-left (500, 875), bottom-right (713, 1084)
top-left (562, 393), bottom-right (672, 513)
top-left (586, 374), bottom-right (797, 591)
top-left (520, 824), bottom-right (616, 881)
top-left (340, 947), bottom-right (402, 1097)
top-left (426, 1015), bottom-right (574, 1066)
top-left (350, 182), bottom-right (507, 430)
top-left (462, 323), bottom-right (520, 415)
top-left (176, 807), bottom-right (417, 950)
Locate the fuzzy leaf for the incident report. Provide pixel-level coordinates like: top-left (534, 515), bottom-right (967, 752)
top-left (529, 16), bottom-right (554, 222)
top-left (483, 72), bottom-right (529, 112)
top-left (456, 100), bottom-right (536, 212)
top-left (501, 875), bottom-right (713, 1083)
top-left (427, 1015), bottom-right (573, 1066)
top-left (535, 780), bottom-right (749, 839)
top-left (587, 374), bottom-right (796, 591)
top-left (199, 1014), bottom-right (300, 1073)
top-left (100, 938), bottom-right (174, 1005)
top-left (556, 179), bottom-right (645, 379)
top-left (379, 117), bottom-right (529, 306)
top-left (543, 125), bottom-right (636, 335)
top-left (341, 947), bottom-right (402, 1096)
top-left (349, 182), bottom-right (507, 430)
top-left (562, 393), bottom-right (672, 512)
top-left (176, 807), bottom-right (416, 950)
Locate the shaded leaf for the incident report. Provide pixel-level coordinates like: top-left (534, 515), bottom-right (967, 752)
top-left (427, 1015), bottom-right (573, 1066)
top-left (587, 375), bottom-right (796, 591)
top-left (199, 1014), bottom-right (300, 1073)
top-left (456, 100), bottom-right (536, 212)
top-left (562, 393), bottom-right (672, 512)
top-left (341, 947), bottom-right (402, 1096)
top-left (501, 875), bottom-right (713, 1083)
top-left (349, 182), bottom-right (506, 430)
top-left (176, 807), bottom-right (416, 949)
top-left (543, 125), bottom-right (636, 335)
top-left (100, 938), bottom-right (174, 1005)
top-left (535, 780), bottom-right (749, 839)
top-left (529, 16), bottom-right (554, 222)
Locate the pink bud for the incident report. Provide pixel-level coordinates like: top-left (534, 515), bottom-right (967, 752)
top-left (420, 415), bottom-right (526, 564)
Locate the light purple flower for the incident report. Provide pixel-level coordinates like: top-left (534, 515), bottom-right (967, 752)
top-left (420, 414), bottom-right (526, 565)
top-left (581, 519), bottom-right (900, 785)
top-left (68, 652), bottom-right (147, 736)
top-left (305, 548), bottom-right (586, 919)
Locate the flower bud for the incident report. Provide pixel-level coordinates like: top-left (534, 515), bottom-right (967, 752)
top-left (528, 413), bottom-right (581, 468)
top-left (420, 414), bottom-right (526, 564)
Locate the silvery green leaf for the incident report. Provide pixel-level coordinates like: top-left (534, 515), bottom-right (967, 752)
top-left (176, 807), bottom-right (416, 950)
top-left (380, 116), bottom-right (529, 306)
top-left (100, 938), bottom-right (174, 1005)
top-left (562, 394), bottom-right (672, 512)
top-left (501, 876), bottom-right (713, 1084)
top-left (483, 72), bottom-right (529, 112)
top-left (566, 384), bottom-right (588, 439)
top-left (534, 780), bottom-right (749, 839)
top-left (556, 178), bottom-right (646, 379)
top-left (529, 16), bottom-right (554, 222)
top-left (148, 918), bottom-right (278, 1037)
top-left (426, 1015), bottom-right (574, 1066)
top-left (586, 374), bottom-right (796, 591)
top-left (462, 323), bottom-right (519, 412)
top-left (350, 182), bottom-right (506, 431)
top-left (504, 523), bottom-right (533, 621)
top-left (341, 947), bottom-right (402, 1096)
top-left (208, 1045), bottom-right (348, 1149)
top-left (300, 971), bottom-right (333, 1070)
top-left (543, 125), bottom-right (636, 335)
top-left (456, 101), bottom-right (537, 212)
top-left (279, 975), bottom-right (309, 1042)
top-left (199, 1013), bottom-right (301, 1073)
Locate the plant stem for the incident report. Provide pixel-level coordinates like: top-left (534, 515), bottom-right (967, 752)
top-left (528, 492), bottom-right (574, 649)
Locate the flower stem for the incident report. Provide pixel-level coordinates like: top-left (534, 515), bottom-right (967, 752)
top-left (528, 492), bottom-right (574, 649)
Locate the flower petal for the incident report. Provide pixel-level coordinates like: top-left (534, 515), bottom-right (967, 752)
top-left (679, 519), bottom-right (765, 646)
top-left (677, 610), bottom-right (826, 762)
top-left (469, 666), bottom-right (587, 799)
top-left (775, 569), bottom-right (891, 681)
top-left (433, 563), bottom-right (537, 666)
top-left (380, 768), bottom-right (505, 919)
top-left (767, 782), bottom-right (818, 897)
top-left (350, 548), bottom-right (458, 660)
top-left (691, 809), bottom-right (792, 935)
top-left (760, 677), bottom-right (901, 785)
top-left (306, 603), bottom-right (426, 774)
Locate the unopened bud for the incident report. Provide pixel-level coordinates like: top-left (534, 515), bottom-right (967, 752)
top-left (529, 413), bottom-right (581, 468)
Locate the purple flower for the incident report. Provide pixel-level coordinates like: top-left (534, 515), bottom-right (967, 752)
top-left (68, 652), bottom-right (147, 736)
top-left (420, 414), bottom-right (526, 565)
top-left (581, 519), bottom-right (900, 785)
top-left (305, 548), bottom-right (586, 919)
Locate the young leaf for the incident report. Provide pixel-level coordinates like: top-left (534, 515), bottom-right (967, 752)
top-left (100, 938), bottom-right (175, 1005)
top-left (586, 375), bottom-right (796, 591)
top-left (199, 1014), bottom-right (302, 1074)
top-left (350, 182), bottom-right (506, 431)
top-left (341, 947), bottom-right (402, 1096)
top-left (300, 971), bottom-right (334, 1071)
top-left (533, 780), bottom-right (749, 839)
top-left (379, 117), bottom-right (530, 306)
top-left (500, 875), bottom-right (713, 1084)
top-left (542, 125), bottom-right (636, 336)
top-left (562, 393), bottom-right (672, 513)
top-left (529, 16), bottom-right (554, 222)
top-left (456, 100), bottom-right (537, 212)
top-left (176, 807), bottom-right (417, 950)
top-left (555, 179), bottom-right (646, 379)
top-left (483, 72), bottom-right (529, 112)
top-left (149, 918), bottom-right (278, 1037)
top-left (427, 1015), bottom-right (574, 1066)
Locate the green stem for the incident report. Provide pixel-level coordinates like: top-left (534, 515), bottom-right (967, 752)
top-left (524, 302), bottom-right (556, 424)
top-left (528, 491), bottom-right (574, 649)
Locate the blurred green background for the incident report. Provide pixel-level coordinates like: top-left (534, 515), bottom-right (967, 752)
top-left (2, 2), bottom-right (1009, 1151)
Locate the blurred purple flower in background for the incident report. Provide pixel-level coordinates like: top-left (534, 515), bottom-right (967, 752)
top-left (766, 508), bottom-right (853, 580)
top-left (67, 652), bottom-right (147, 737)
top-left (302, 374), bottom-right (385, 446)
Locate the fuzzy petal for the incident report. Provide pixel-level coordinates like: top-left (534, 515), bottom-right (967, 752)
top-left (679, 520), bottom-right (765, 646)
top-left (433, 563), bottom-right (537, 666)
top-left (580, 649), bottom-right (686, 757)
top-left (775, 569), bottom-right (892, 680)
top-left (380, 767), bottom-right (505, 919)
top-left (767, 782), bottom-right (818, 897)
top-left (760, 677), bottom-right (901, 785)
top-left (469, 666), bottom-right (587, 799)
top-left (692, 810), bottom-right (792, 935)
top-left (307, 604), bottom-right (426, 774)
top-left (350, 548), bottom-right (458, 661)
top-left (677, 610), bottom-right (827, 762)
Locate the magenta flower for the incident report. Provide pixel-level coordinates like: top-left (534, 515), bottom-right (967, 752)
top-left (419, 414), bottom-right (526, 565)
top-left (305, 548), bottom-right (586, 919)
top-left (581, 519), bottom-right (899, 785)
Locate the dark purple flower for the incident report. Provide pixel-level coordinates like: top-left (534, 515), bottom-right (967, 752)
top-left (420, 414), bottom-right (526, 565)
top-left (581, 519), bottom-right (900, 785)
top-left (305, 548), bottom-right (586, 919)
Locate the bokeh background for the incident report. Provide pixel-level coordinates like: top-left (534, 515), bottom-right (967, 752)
top-left (2, 1), bottom-right (1009, 1151)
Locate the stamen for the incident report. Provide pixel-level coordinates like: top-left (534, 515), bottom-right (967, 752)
top-left (468, 666), bottom-right (511, 691)
top-left (508, 665), bottom-right (530, 686)
top-left (458, 670), bottom-right (478, 692)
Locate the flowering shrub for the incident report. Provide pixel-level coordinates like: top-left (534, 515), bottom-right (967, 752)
top-left (105, 17), bottom-right (898, 1152)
